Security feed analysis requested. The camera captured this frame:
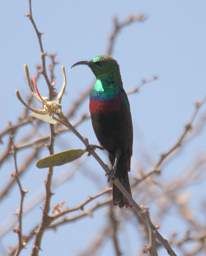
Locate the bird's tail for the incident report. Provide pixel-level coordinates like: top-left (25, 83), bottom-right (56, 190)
top-left (112, 156), bottom-right (132, 208)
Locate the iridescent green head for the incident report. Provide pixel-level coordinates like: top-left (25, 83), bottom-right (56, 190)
top-left (71, 55), bottom-right (122, 81)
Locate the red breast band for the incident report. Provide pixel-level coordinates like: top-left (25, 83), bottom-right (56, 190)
top-left (90, 98), bottom-right (121, 113)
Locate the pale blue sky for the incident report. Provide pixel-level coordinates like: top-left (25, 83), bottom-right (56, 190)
top-left (0, 1), bottom-right (206, 255)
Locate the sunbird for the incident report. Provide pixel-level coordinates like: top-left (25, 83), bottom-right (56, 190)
top-left (72, 56), bottom-right (133, 207)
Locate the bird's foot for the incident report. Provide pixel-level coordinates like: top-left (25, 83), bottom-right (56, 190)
top-left (90, 144), bottom-right (104, 150)
top-left (107, 150), bottom-right (121, 182)
top-left (107, 168), bottom-right (116, 182)
top-left (86, 144), bottom-right (104, 155)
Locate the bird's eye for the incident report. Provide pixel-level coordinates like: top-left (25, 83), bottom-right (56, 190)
top-left (95, 61), bottom-right (103, 67)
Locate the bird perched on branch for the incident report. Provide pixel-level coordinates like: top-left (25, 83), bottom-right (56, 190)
top-left (72, 55), bottom-right (133, 207)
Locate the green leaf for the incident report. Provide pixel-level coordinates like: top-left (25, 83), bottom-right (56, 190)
top-left (36, 149), bottom-right (86, 168)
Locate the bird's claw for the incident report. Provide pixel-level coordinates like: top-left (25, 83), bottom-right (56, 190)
top-left (107, 168), bottom-right (116, 182)
top-left (86, 144), bottom-right (103, 155)
top-left (107, 150), bottom-right (121, 182)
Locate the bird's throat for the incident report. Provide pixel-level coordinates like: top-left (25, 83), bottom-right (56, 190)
top-left (90, 77), bottom-right (121, 113)
top-left (94, 79), bottom-right (105, 93)
top-left (92, 75), bottom-right (120, 98)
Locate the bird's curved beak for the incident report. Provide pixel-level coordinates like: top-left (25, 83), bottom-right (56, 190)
top-left (71, 60), bottom-right (90, 69)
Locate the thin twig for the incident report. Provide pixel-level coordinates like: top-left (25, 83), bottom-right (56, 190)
top-left (109, 207), bottom-right (122, 256)
top-left (26, 0), bottom-right (55, 98)
top-left (78, 225), bottom-right (111, 256)
top-left (107, 15), bottom-right (146, 55)
top-left (50, 188), bottom-right (111, 221)
top-left (49, 199), bottom-right (111, 229)
top-left (0, 149), bottom-right (39, 202)
top-left (143, 209), bottom-right (158, 256)
top-left (9, 191), bottom-right (112, 254)
top-left (135, 98), bottom-right (206, 185)
top-left (11, 138), bottom-right (27, 256)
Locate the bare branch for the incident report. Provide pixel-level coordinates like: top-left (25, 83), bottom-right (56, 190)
top-left (11, 138), bottom-right (27, 256)
top-left (107, 15), bottom-right (146, 55)
top-left (109, 207), bottom-right (122, 256)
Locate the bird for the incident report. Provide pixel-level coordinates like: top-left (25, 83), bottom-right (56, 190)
top-left (71, 55), bottom-right (133, 207)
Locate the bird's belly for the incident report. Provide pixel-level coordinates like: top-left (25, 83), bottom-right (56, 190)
top-left (90, 97), bottom-right (122, 151)
top-left (90, 109), bottom-right (126, 153)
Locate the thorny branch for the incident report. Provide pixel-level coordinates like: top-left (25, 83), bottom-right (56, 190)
top-left (9, 195), bottom-right (112, 255)
top-left (109, 207), bottom-right (122, 256)
top-left (0, 149), bottom-right (39, 202)
top-left (11, 138), bottom-right (27, 256)
top-left (50, 188), bottom-right (111, 220)
top-left (78, 225), bottom-right (111, 256)
top-left (26, 0), bottom-right (55, 98)
top-left (107, 15), bottom-right (146, 55)
top-left (134, 97), bottom-right (206, 185)
top-left (26, 1), bottom-right (55, 255)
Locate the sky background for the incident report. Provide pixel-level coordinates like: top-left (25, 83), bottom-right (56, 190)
top-left (0, 0), bottom-right (206, 255)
